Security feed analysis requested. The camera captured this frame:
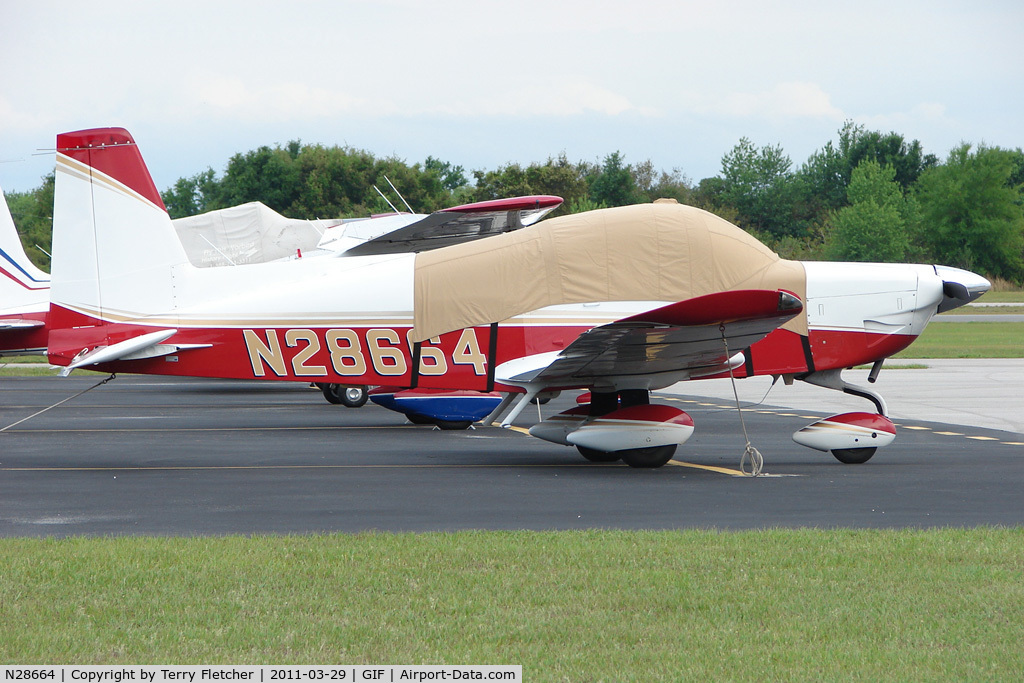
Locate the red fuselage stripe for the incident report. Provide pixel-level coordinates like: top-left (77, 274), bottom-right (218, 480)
top-left (46, 305), bottom-right (919, 389)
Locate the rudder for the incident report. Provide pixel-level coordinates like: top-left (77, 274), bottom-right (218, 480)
top-left (50, 127), bottom-right (188, 326)
top-left (49, 127), bottom-right (189, 363)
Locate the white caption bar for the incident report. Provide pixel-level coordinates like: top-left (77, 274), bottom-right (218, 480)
top-left (0, 667), bottom-right (521, 683)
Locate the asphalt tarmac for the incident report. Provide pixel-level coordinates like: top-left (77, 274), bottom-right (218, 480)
top-left (1, 373), bottom-right (1022, 536)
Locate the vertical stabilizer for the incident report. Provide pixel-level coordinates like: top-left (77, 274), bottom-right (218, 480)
top-left (50, 128), bottom-right (188, 330)
top-left (0, 187), bottom-right (50, 314)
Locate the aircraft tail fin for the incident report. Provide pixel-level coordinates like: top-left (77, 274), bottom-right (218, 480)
top-left (50, 128), bottom-right (188, 331)
top-left (0, 186), bottom-right (50, 313)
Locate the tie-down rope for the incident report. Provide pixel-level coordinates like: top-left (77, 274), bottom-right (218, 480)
top-left (1, 373), bottom-right (117, 433)
top-left (720, 325), bottom-right (763, 477)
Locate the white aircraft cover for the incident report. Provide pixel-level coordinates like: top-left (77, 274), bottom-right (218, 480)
top-left (412, 200), bottom-right (807, 342)
top-left (172, 202), bottom-right (335, 267)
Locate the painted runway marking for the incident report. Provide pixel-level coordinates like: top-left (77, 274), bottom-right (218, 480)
top-left (494, 424), bottom-right (531, 436)
top-left (666, 460), bottom-right (800, 477)
top-left (667, 460), bottom-right (745, 476)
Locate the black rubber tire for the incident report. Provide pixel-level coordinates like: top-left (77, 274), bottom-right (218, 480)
top-left (576, 446), bottom-right (622, 463)
top-left (320, 384), bottom-right (342, 404)
top-left (406, 414), bottom-right (435, 425)
top-left (831, 447), bottom-right (877, 464)
top-left (619, 444), bottom-right (677, 468)
top-left (322, 384), bottom-right (368, 408)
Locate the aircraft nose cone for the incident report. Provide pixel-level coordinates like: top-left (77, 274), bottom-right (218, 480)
top-left (935, 265), bottom-right (991, 312)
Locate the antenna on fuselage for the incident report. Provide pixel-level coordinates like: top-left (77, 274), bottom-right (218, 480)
top-left (384, 174), bottom-right (415, 214)
top-left (373, 185), bottom-right (402, 214)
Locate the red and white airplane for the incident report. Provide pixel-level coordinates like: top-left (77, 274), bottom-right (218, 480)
top-left (46, 127), bottom-right (990, 468)
top-left (0, 188), bottom-right (50, 356)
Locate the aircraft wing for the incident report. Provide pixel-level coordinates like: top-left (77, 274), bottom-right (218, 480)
top-left (497, 289), bottom-right (803, 388)
top-left (342, 195), bottom-right (562, 256)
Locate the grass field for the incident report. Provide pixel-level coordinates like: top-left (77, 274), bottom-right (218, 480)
top-left (894, 321), bottom-right (1024, 358)
top-left (2, 530), bottom-right (1023, 679)
top-left (974, 291), bottom-right (1024, 303)
top-left (941, 304), bottom-right (1024, 315)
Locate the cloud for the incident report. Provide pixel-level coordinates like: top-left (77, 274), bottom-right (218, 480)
top-left (190, 77), bottom-right (390, 121)
top-left (683, 82), bottom-right (845, 122)
top-left (857, 102), bottom-right (953, 131)
top-left (182, 76), bottom-right (657, 122)
top-left (424, 82), bottom-right (661, 118)
top-left (0, 97), bottom-right (59, 135)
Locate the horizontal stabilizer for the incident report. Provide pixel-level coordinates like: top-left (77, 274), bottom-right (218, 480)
top-left (64, 329), bottom-right (177, 375)
top-left (0, 318), bottom-right (45, 330)
top-left (118, 342), bottom-right (213, 361)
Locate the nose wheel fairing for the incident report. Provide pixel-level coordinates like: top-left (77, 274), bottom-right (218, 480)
top-left (793, 369), bottom-right (896, 463)
top-left (793, 411), bottom-right (896, 463)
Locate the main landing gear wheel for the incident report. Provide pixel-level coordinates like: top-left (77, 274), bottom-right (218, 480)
top-left (320, 384), bottom-right (368, 408)
top-left (831, 447), bottom-right (877, 464)
top-left (576, 446), bottom-right (621, 463)
top-left (619, 445), bottom-right (678, 469)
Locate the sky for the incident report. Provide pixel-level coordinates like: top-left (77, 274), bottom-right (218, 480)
top-left (1, 0), bottom-right (1021, 195)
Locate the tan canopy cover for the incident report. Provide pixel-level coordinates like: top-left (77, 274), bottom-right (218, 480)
top-left (412, 200), bottom-right (807, 342)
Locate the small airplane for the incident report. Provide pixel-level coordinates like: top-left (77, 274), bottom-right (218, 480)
top-left (45, 127), bottom-right (990, 468)
top-left (0, 187), bottom-right (50, 356)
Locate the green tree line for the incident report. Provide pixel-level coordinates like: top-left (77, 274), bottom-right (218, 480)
top-left (6, 121), bottom-right (1024, 282)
